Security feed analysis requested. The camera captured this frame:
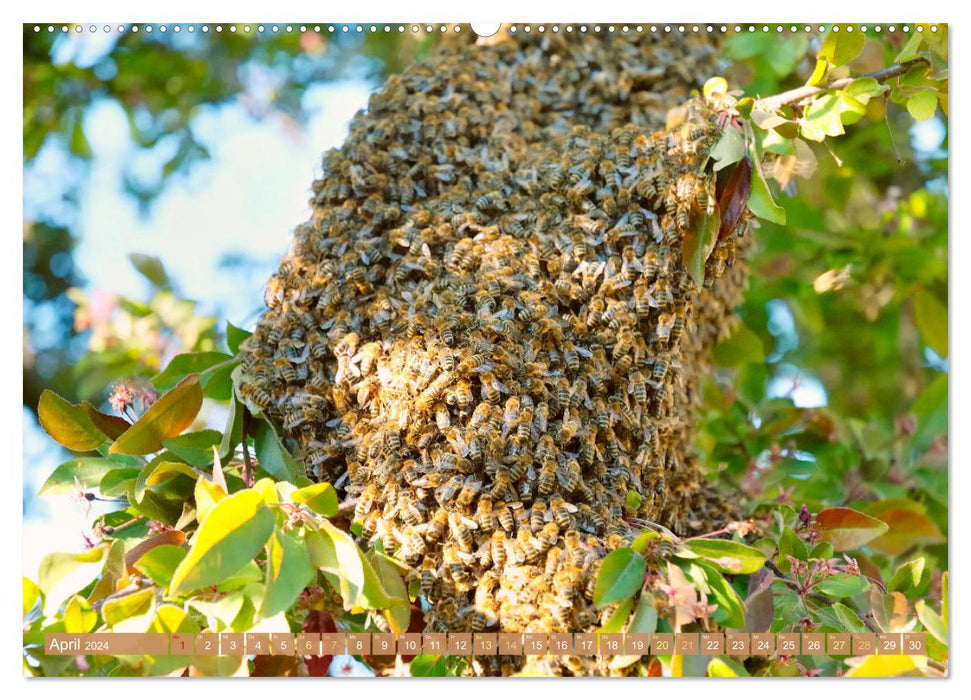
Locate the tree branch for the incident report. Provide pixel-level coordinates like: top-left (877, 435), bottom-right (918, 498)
top-left (760, 58), bottom-right (928, 112)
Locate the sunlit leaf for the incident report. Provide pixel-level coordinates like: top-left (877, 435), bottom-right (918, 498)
top-left (169, 490), bottom-right (274, 595)
top-left (109, 375), bottom-right (204, 455)
top-left (133, 544), bottom-right (187, 588)
top-left (38, 390), bottom-right (107, 451)
top-left (291, 482), bottom-right (339, 517)
top-left (845, 654), bottom-right (922, 677)
top-left (907, 91), bottom-right (938, 121)
top-left (38, 545), bottom-right (109, 617)
top-left (818, 26), bottom-right (865, 68)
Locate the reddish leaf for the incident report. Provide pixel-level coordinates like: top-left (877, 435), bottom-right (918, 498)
top-left (717, 155), bottom-right (752, 240)
top-left (84, 402), bottom-right (131, 440)
top-left (868, 508), bottom-right (945, 556)
top-left (815, 507), bottom-right (888, 551)
top-left (302, 610), bottom-right (336, 676)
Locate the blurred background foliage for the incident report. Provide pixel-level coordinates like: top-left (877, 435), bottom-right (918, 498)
top-left (23, 24), bottom-right (947, 676)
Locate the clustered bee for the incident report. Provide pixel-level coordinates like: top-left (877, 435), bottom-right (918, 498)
top-left (239, 28), bottom-right (748, 676)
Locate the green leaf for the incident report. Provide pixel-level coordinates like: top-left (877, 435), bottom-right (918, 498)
top-left (814, 573), bottom-right (869, 598)
top-left (226, 322), bottom-right (252, 355)
top-left (169, 490), bottom-right (275, 595)
top-left (291, 482), bottom-right (339, 517)
top-left (129, 253), bottom-right (171, 288)
top-left (776, 527), bottom-right (808, 573)
top-left (712, 323), bottom-right (765, 367)
top-left (370, 551), bottom-right (412, 634)
top-left (818, 26), bottom-right (866, 68)
top-left (697, 562), bottom-right (746, 628)
top-left (624, 490), bottom-right (643, 514)
top-left (152, 352), bottom-right (232, 392)
top-left (593, 547), bottom-right (646, 607)
top-left (685, 538), bottom-right (766, 574)
top-left (913, 289), bottom-right (948, 356)
top-left (916, 600), bottom-right (948, 645)
top-left (843, 77), bottom-right (889, 104)
top-left (896, 33), bottom-right (924, 62)
top-left (162, 430), bottom-right (223, 467)
top-left (907, 91), bottom-right (938, 121)
top-left (38, 390), bottom-right (108, 451)
top-left (803, 94), bottom-right (845, 138)
top-left (39, 457), bottom-right (126, 495)
top-left (911, 373), bottom-right (948, 453)
top-left (598, 596), bottom-right (634, 633)
top-left (135, 455), bottom-right (197, 501)
top-left (816, 507), bottom-right (889, 551)
top-left (747, 164), bottom-right (786, 224)
top-left (682, 205), bottom-right (721, 288)
top-left (888, 557), bottom-right (926, 596)
top-left (261, 530), bottom-right (314, 618)
top-left (37, 545), bottom-right (109, 617)
top-left (109, 375), bottom-right (204, 455)
top-left (253, 422), bottom-right (302, 482)
top-left (709, 128), bottom-right (746, 172)
top-left (133, 545), bottom-right (187, 588)
top-left (410, 655), bottom-right (452, 677)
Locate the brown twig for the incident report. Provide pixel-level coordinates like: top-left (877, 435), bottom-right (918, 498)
top-left (760, 58), bottom-right (928, 112)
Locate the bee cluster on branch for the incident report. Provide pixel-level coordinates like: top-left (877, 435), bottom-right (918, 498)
top-left (239, 28), bottom-right (751, 675)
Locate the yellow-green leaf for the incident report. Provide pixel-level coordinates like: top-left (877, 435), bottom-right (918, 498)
top-left (38, 545), bottom-right (109, 617)
top-left (291, 482), bottom-right (339, 517)
top-left (38, 390), bottom-right (107, 451)
top-left (109, 375), bottom-right (204, 455)
top-left (913, 289), bottom-right (948, 356)
top-left (907, 91), bottom-right (938, 121)
top-left (819, 26), bottom-right (865, 68)
top-left (169, 490), bottom-right (274, 596)
top-left (63, 595), bottom-right (97, 633)
top-left (103, 586), bottom-right (156, 630)
top-left (747, 164), bottom-right (786, 224)
top-left (195, 477), bottom-right (227, 526)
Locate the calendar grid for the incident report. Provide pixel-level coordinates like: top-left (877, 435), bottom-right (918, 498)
top-left (43, 632), bottom-right (928, 658)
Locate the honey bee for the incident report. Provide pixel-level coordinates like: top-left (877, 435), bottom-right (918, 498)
top-left (550, 497), bottom-right (578, 529)
top-left (628, 370), bottom-right (648, 405)
top-left (491, 530), bottom-right (508, 567)
top-left (537, 458), bottom-right (558, 498)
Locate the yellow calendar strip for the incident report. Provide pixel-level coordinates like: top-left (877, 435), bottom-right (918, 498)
top-left (43, 631), bottom-right (926, 658)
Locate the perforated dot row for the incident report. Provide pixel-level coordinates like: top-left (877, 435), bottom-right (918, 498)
top-left (31, 23), bottom-right (939, 35)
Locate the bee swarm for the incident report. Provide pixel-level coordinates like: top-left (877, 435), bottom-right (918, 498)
top-left (240, 29), bottom-right (750, 675)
